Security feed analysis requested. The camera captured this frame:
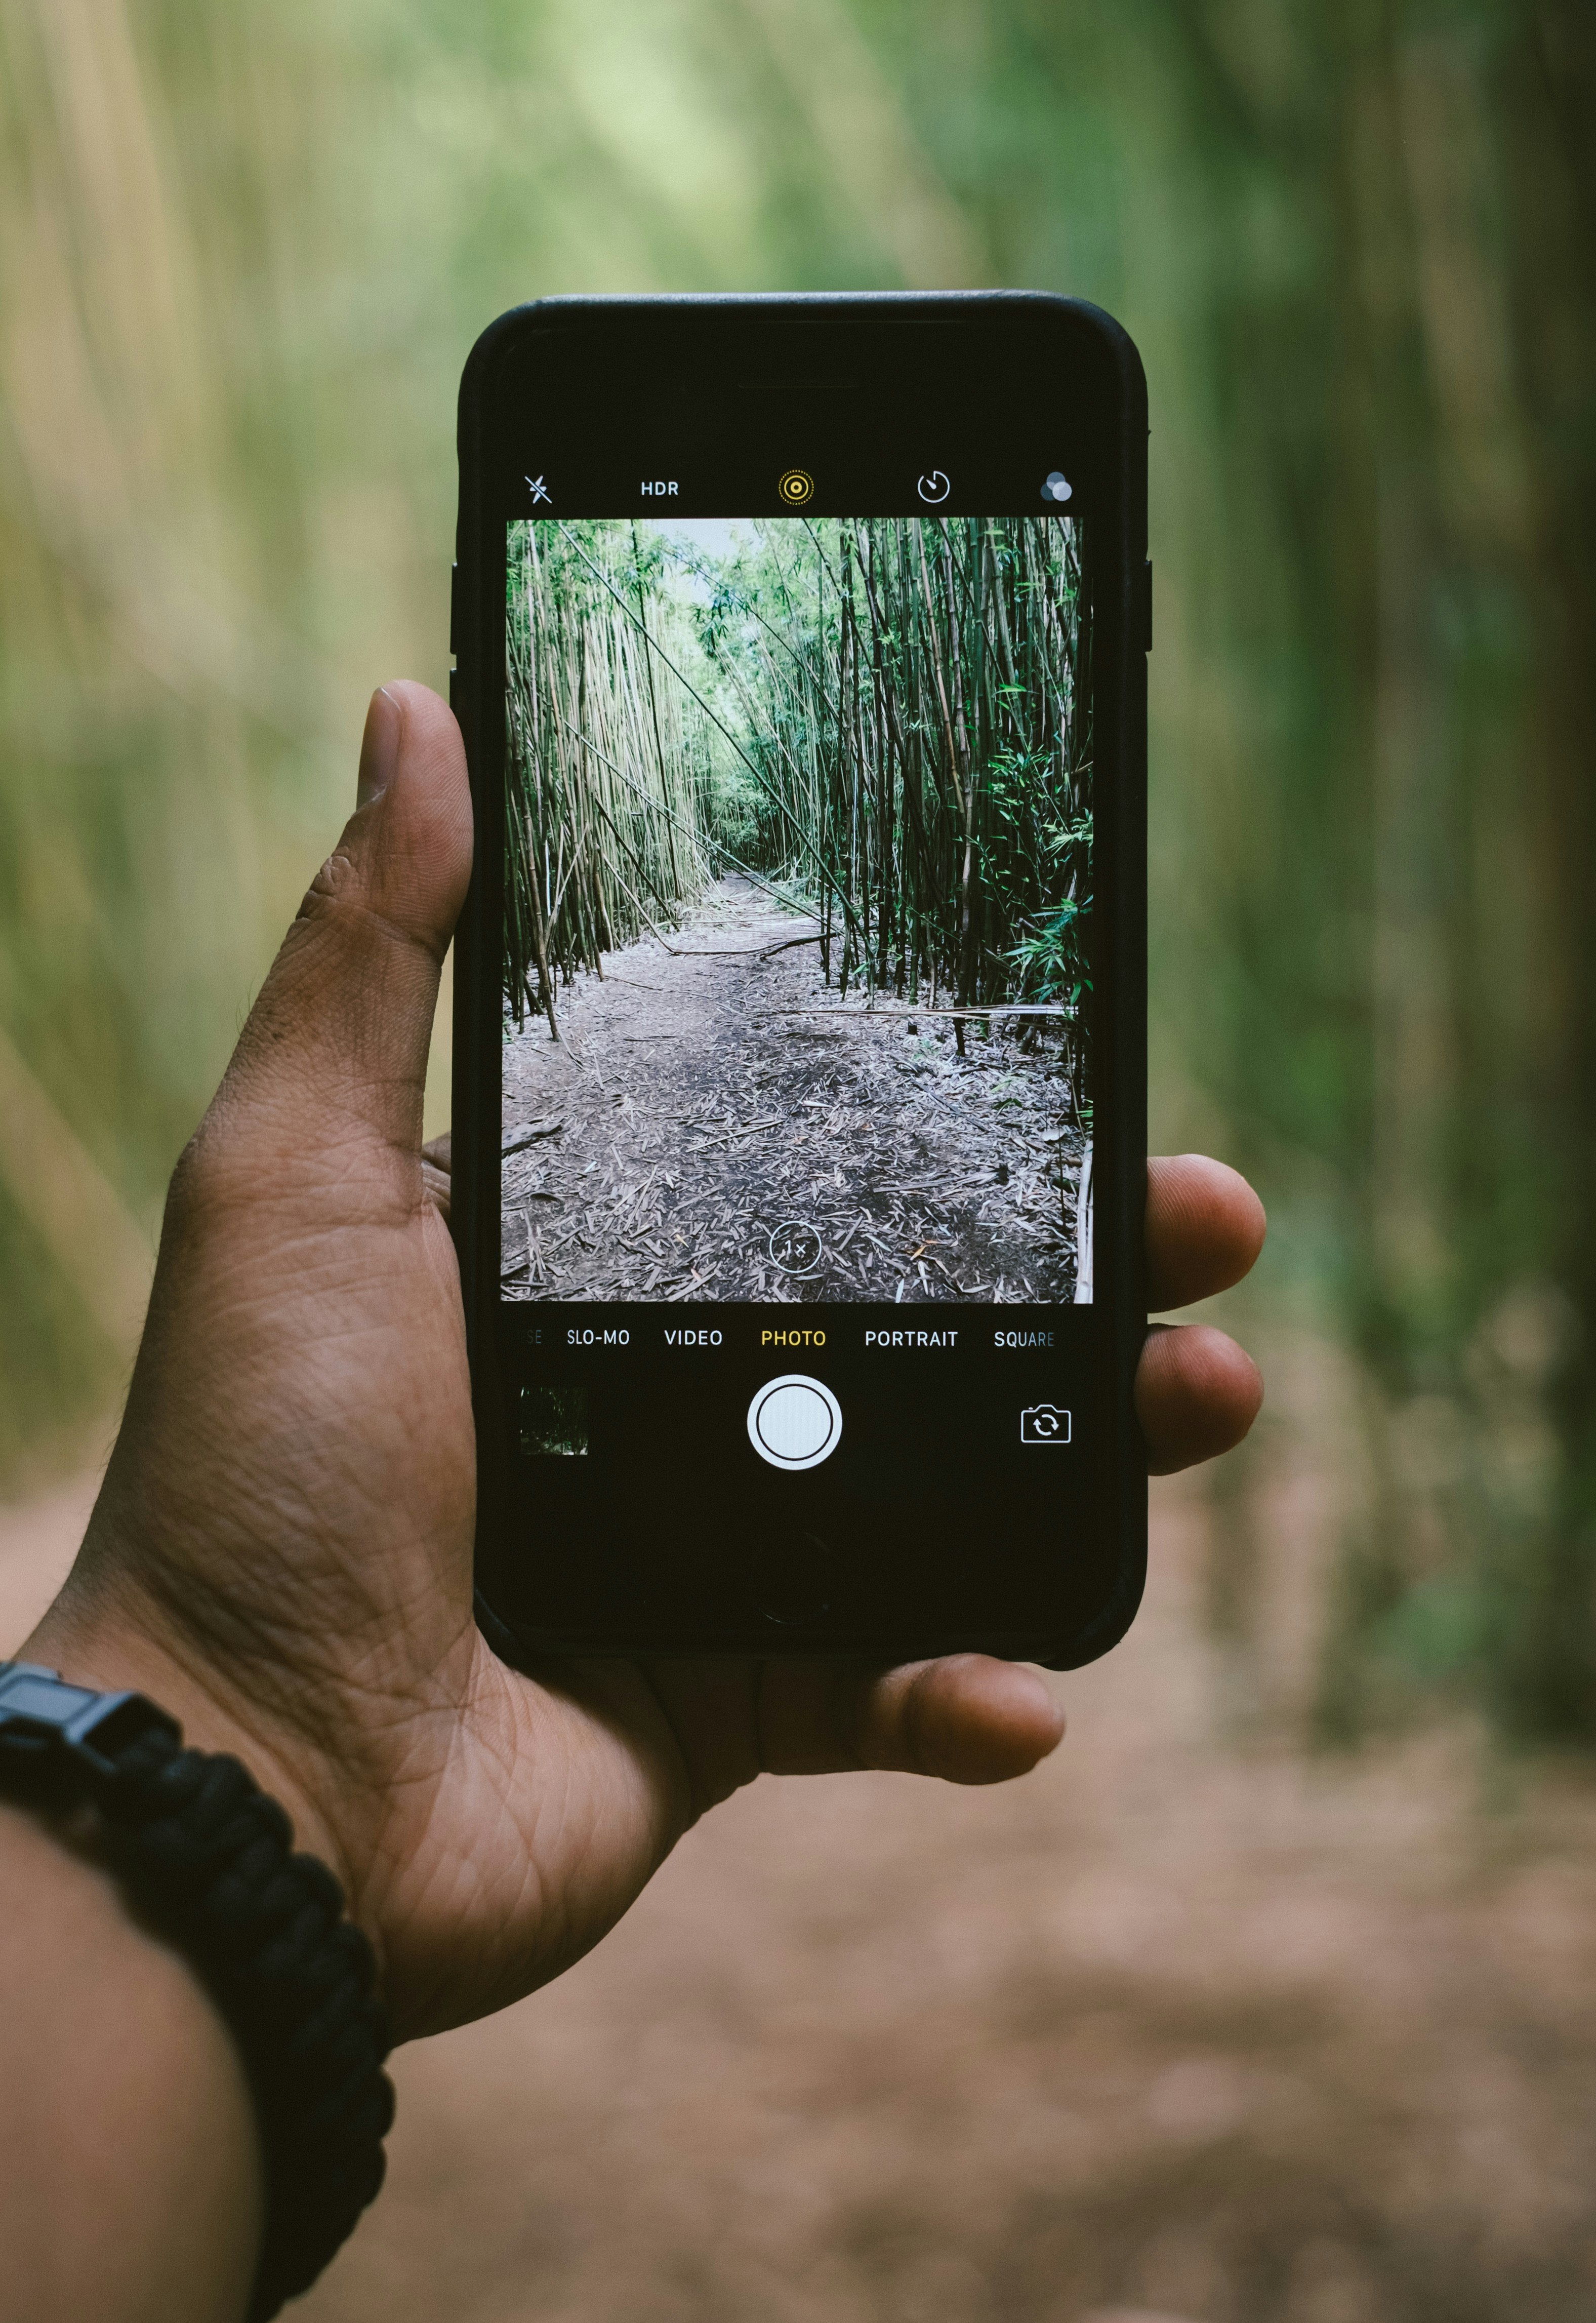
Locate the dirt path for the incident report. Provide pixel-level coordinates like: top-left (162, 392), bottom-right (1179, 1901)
top-left (502, 879), bottom-right (1086, 1304)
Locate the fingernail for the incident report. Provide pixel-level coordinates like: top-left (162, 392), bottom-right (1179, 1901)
top-left (357, 686), bottom-right (401, 809)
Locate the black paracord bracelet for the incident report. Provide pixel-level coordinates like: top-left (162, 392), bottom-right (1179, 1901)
top-left (0, 1660), bottom-right (394, 2320)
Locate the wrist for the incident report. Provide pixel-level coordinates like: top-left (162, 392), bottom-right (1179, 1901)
top-left (19, 1591), bottom-right (377, 1987)
top-left (0, 1797), bottom-right (265, 2321)
top-left (1, 1657), bottom-right (396, 2318)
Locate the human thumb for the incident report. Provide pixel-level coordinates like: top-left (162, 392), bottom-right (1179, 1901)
top-left (202, 682), bottom-right (472, 1190)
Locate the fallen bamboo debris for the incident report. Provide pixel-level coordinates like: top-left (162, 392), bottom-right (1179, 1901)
top-left (501, 885), bottom-right (1086, 1306)
top-left (758, 1004), bottom-right (1078, 1022)
top-left (502, 1116), bottom-right (564, 1154)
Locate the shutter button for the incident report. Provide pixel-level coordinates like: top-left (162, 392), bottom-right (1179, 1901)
top-left (747, 1375), bottom-right (842, 1471)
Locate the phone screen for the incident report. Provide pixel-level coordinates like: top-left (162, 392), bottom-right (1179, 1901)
top-left (500, 507), bottom-right (1093, 1349)
top-left (462, 299), bottom-right (1143, 1660)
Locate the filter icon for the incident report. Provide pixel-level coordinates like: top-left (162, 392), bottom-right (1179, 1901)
top-left (778, 468), bottom-right (814, 505)
top-left (1041, 471), bottom-right (1074, 504)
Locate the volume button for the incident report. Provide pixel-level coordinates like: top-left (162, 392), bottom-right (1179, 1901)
top-left (449, 561), bottom-right (460, 657)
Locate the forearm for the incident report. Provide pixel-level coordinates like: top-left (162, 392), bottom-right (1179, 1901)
top-left (0, 1805), bottom-right (262, 2323)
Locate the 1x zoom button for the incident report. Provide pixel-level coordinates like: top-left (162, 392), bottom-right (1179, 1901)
top-left (747, 1375), bottom-right (842, 1471)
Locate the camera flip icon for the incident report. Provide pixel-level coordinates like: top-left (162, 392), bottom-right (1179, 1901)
top-left (1019, 1404), bottom-right (1071, 1445)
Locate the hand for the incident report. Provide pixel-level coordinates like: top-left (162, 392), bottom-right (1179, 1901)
top-left (24, 684), bottom-right (1264, 2042)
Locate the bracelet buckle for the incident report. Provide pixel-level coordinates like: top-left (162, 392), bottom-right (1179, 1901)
top-left (0, 1660), bottom-right (181, 1806)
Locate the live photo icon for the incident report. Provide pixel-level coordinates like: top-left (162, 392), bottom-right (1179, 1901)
top-left (1019, 1404), bottom-right (1071, 1444)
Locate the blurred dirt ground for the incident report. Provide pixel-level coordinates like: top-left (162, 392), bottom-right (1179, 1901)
top-left (7, 1476), bottom-right (1596, 2323)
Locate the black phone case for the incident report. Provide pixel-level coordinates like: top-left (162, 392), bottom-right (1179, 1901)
top-left (452, 292), bottom-right (1148, 1669)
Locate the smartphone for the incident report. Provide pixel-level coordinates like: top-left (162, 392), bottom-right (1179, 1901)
top-left (451, 293), bottom-right (1148, 1668)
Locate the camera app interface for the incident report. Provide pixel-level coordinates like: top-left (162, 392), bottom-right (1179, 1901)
top-left (499, 512), bottom-right (1094, 1308)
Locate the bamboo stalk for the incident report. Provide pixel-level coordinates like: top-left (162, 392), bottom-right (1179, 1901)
top-left (503, 515), bottom-right (1092, 1089)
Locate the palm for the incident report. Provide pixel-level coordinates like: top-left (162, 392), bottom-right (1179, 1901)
top-left (31, 1147), bottom-right (901, 2041)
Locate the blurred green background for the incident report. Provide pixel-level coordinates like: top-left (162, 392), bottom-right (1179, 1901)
top-left (2, 0), bottom-right (1591, 1741)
